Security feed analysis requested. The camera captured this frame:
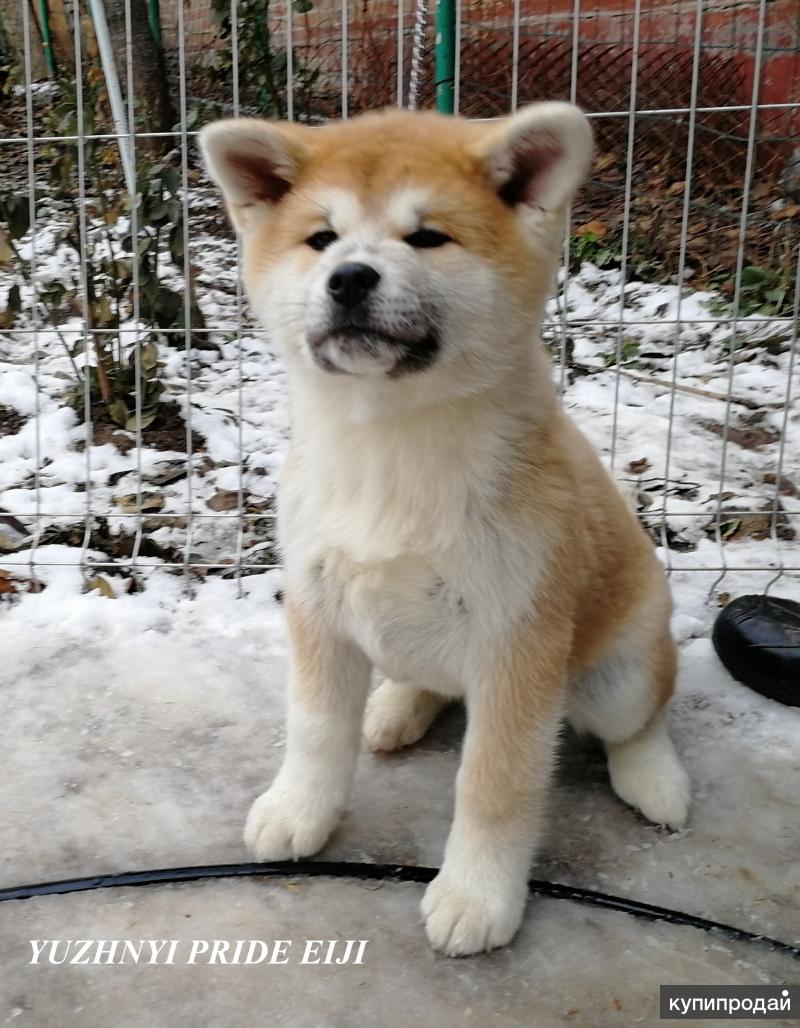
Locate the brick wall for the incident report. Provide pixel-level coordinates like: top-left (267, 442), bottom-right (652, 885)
top-left (181, 0), bottom-right (797, 129)
top-left (159, 0), bottom-right (217, 53)
top-left (4, 0), bottom-right (798, 132)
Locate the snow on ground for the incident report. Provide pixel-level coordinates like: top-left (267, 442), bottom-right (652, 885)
top-left (1, 193), bottom-right (798, 668)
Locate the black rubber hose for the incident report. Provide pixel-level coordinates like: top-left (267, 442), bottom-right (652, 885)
top-left (0, 860), bottom-right (797, 959)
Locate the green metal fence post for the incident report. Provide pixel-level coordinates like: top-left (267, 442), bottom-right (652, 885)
top-left (434, 0), bottom-right (455, 114)
top-left (39, 0), bottom-right (56, 77)
top-left (147, 0), bottom-right (162, 47)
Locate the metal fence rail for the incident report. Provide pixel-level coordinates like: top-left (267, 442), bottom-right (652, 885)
top-left (0, 0), bottom-right (797, 597)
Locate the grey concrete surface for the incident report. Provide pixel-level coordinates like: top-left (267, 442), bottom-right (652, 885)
top-left (0, 616), bottom-right (798, 1026)
top-left (1, 879), bottom-right (797, 1028)
top-left (2, 635), bottom-right (798, 940)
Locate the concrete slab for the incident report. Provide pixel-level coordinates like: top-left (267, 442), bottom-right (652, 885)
top-left (1, 593), bottom-right (798, 1025)
top-left (1, 879), bottom-right (796, 1028)
top-left (2, 621), bottom-right (798, 944)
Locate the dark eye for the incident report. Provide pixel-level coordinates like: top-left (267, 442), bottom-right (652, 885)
top-left (306, 230), bottom-right (338, 251)
top-left (404, 228), bottom-right (453, 248)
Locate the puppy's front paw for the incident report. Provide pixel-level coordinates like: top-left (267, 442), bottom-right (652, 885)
top-left (421, 870), bottom-right (527, 956)
top-left (244, 781), bottom-right (341, 862)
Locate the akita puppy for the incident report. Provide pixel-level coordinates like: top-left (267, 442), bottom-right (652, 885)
top-left (200, 103), bottom-right (691, 956)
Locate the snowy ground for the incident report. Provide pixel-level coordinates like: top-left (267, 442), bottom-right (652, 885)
top-left (1, 188), bottom-right (798, 584)
top-left (1, 571), bottom-right (799, 1025)
top-left (1, 196), bottom-right (799, 1024)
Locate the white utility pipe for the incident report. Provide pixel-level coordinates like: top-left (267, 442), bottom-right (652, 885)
top-left (87, 0), bottom-right (136, 196)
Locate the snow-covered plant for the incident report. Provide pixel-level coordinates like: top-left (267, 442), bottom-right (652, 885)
top-left (0, 74), bottom-right (204, 431)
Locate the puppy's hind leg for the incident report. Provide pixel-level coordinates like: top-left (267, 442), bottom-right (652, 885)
top-left (605, 711), bottom-right (690, 831)
top-left (568, 628), bottom-right (690, 831)
top-left (364, 680), bottom-right (451, 753)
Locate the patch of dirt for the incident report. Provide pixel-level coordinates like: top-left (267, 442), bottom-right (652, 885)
top-left (705, 501), bottom-right (796, 543)
top-left (0, 89), bottom-right (32, 195)
top-left (701, 416), bottom-right (781, 450)
top-left (38, 517), bottom-right (184, 565)
top-left (763, 472), bottom-right (798, 497)
top-left (76, 401), bottom-right (205, 454)
top-left (0, 404), bottom-right (27, 437)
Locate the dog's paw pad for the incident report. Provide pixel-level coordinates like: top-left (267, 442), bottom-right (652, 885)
top-left (363, 682), bottom-right (441, 753)
top-left (420, 873), bottom-right (525, 956)
top-left (633, 772), bottom-right (691, 831)
top-left (244, 785), bottom-right (338, 861)
top-left (608, 748), bottom-right (686, 826)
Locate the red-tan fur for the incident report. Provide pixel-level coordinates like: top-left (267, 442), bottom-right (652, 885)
top-left (200, 105), bottom-right (691, 956)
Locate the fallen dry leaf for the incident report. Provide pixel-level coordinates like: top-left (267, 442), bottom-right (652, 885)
top-left (574, 219), bottom-right (607, 238)
top-left (772, 203), bottom-right (800, 221)
top-left (0, 569), bottom-right (45, 595)
top-left (87, 576), bottom-right (116, 599)
top-left (763, 472), bottom-right (798, 497)
top-left (113, 492), bottom-right (166, 514)
top-left (594, 152), bottom-right (617, 172)
top-left (0, 513), bottom-right (30, 552)
top-left (145, 462), bottom-right (189, 487)
top-left (207, 489), bottom-right (241, 512)
top-left (627, 457), bottom-right (651, 475)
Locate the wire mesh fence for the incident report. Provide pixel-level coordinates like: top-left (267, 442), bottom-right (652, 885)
top-left (0, 0), bottom-right (797, 599)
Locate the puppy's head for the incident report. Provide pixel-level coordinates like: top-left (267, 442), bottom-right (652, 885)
top-left (200, 105), bottom-right (591, 402)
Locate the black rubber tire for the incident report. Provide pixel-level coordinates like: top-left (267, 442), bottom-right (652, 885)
top-left (712, 594), bottom-right (800, 707)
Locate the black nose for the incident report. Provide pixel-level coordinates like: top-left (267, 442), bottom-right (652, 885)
top-left (327, 262), bottom-right (381, 308)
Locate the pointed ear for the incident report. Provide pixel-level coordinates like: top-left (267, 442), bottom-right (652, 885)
top-left (475, 102), bottom-right (593, 213)
top-left (198, 118), bottom-right (312, 233)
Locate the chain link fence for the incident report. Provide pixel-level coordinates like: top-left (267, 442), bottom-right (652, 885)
top-left (0, 0), bottom-right (797, 597)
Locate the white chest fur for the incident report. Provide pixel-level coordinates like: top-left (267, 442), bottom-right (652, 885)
top-left (319, 548), bottom-right (472, 692)
top-left (278, 373), bottom-right (551, 693)
top-left (281, 481), bottom-right (546, 694)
